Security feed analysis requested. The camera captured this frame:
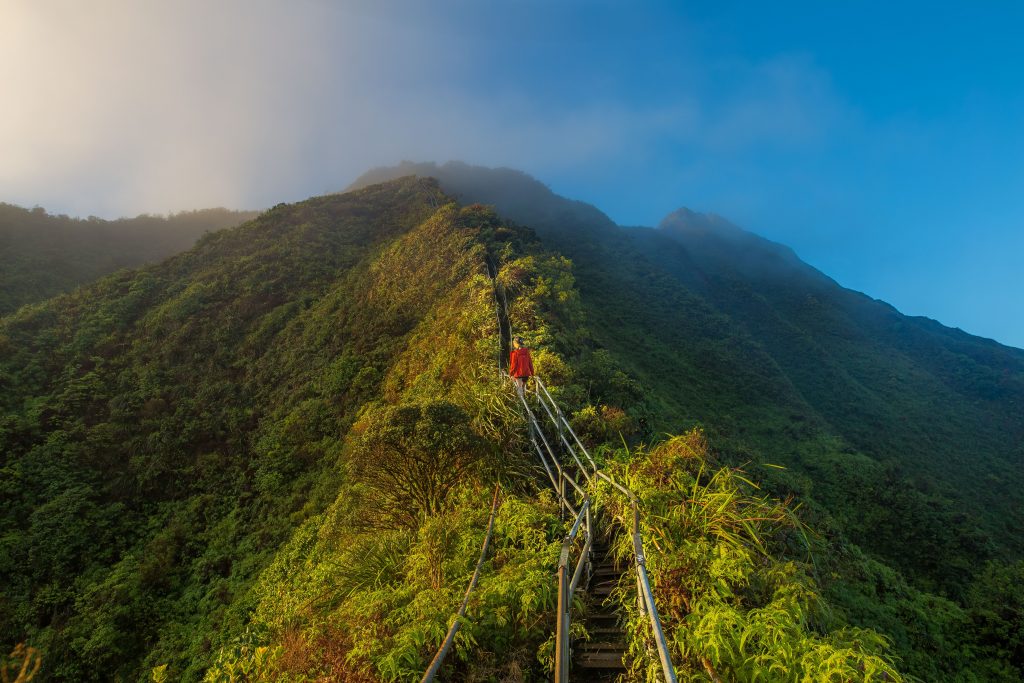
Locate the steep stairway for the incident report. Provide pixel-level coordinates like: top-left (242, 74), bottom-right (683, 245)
top-left (487, 267), bottom-right (675, 683)
top-left (574, 535), bottom-right (628, 681)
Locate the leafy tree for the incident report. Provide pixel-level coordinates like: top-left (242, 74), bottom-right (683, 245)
top-left (966, 561), bottom-right (1024, 679)
top-left (348, 402), bottom-right (488, 529)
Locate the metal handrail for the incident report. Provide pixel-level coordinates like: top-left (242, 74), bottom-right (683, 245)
top-left (530, 377), bottom-right (678, 683)
top-left (569, 504), bottom-right (593, 596)
top-left (519, 391), bottom-right (587, 507)
top-left (491, 262), bottom-right (674, 682)
top-left (532, 383), bottom-right (593, 483)
top-left (554, 499), bottom-right (591, 683)
top-left (517, 386), bottom-right (594, 683)
top-left (535, 378), bottom-right (598, 471)
top-left (634, 527), bottom-right (675, 681)
top-left (529, 430), bottom-right (560, 493)
top-left (526, 403), bottom-right (563, 483)
top-left (597, 470), bottom-right (635, 501)
top-left (421, 483), bottom-right (501, 682)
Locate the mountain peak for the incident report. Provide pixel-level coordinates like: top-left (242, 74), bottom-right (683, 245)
top-left (346, 160), bottom-right (619, 239)
top-left (658, 206), bottom-right (742, 236)
top-left (656, 205), bottom-right (810, 280)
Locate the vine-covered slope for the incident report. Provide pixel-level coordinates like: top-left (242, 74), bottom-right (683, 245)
top-left (0, 203), bottom-right (259, 316)
top-left (0, 174), bottom-right (1019, 681)
top-left (352, 162), bottom-right (1024, 681)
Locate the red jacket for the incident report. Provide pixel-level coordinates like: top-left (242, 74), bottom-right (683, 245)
top-left (509, 347), bottom-right (535, 378)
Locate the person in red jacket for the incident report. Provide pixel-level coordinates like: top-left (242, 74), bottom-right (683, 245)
top-left (509, 336), bottom-right (535, 396)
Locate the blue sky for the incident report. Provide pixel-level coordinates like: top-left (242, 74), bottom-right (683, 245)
top-left (2, 1), bottom-right (1022, 347)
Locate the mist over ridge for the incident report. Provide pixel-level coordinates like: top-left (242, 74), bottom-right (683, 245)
top-left (1, 174), bottom-right (1021, 680)
top-left (353, 160), bottom-right (1022, 350)
top-left (4, 3), bottom-right (1024, 678)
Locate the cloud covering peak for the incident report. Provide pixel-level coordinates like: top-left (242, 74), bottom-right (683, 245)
top-left (1, 1), bottom-right (842, 218)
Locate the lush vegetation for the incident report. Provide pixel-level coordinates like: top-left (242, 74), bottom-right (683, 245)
top-left (1, 169), bottom-right (1021, 680)
top-left (0, 179), bottom-right (487, 679)
top-left (1, 178), bottom-right (622, 680)
top-left (595, 431), bottom-right (903, 682)
top-left (0, 202), bottom-right (258, 315)
top-left (354, 163), bottom-right (1024, 680)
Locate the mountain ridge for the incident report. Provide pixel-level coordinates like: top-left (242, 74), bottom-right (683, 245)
top-left (1, 170), bottom-right (1022, 680)
top-left (353, 161), bottom-right (1024, 352)
top-left (0, 203), bottom-right (260, 317)
top-left (346, 162), bottom-right (1024, 595)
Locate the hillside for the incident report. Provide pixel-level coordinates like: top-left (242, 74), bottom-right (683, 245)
top-left (350, 162), bottom-right (1024, 577)
top-left (0, 203), bottom-right (259, 316)
top-left (0, 177), bottom-right (925, 681)
top-left (351, 162), bottom-right (1024, 679)
top-left (1, 178), bottom-right (480, 679)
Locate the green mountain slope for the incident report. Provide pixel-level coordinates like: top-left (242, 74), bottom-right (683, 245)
top-left (351, 162), bottom-right (1024, 679)
top-left (647, 208), bottom-right (1024, 565)
top-left (0, 203), bottom-right (259, 316)
top-left (350, 162), bottom-right (1024, 577)
top-left (1, 177), bottom-right (923, 681)
top-left (0, 178), bottom-right (481, 678)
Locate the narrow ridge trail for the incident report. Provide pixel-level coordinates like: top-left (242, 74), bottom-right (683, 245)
top-left (421, 262), bottom-right (676, 682)
top-left (492, 264), bottom-right (676, 682)
top-left (573, 535), bottom-right (629, 681)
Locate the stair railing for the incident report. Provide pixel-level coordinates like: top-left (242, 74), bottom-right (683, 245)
top-left (517, 389), bottom-right (593, 683)
top-left (420, 483), bottom-right (501, 683)
top-left (491, 259), bottom-right (675, 682)
top-left (530, 377), bottom-right (678, 683)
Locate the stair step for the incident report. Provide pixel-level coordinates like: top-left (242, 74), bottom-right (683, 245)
top-left (577, 647), bottom-right (627, 655)
top-left (572, 527), bottom-right (631, 677)
top-left (588, 611), bottom-right (619, 620)
top-left (577, 652), bottom-right (627, 669)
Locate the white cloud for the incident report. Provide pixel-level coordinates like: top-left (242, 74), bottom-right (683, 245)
top-left (0, 0), bottom-right (849, 217)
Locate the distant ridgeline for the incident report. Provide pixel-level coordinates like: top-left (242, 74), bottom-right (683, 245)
top-left (351, 163), bottom-right (1024, 680)
top-left (0, 172), bottom-right (1020, 681)
top-left (0, 203), bottom-right (259, 316)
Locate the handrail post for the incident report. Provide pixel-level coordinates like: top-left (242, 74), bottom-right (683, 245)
top-left (570, 504), bottom-right (593, 595)
top-left (585, 501), bottom-right (592, 587)
top-left (555, 564), bottom-right (569, 683)
top-left (633, 503), bottom-right (678, 683)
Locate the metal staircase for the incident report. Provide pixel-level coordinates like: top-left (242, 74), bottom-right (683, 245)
top-left (522, 377), bottom-right (677, 683)
top-left (421, 265), bottom-right (677, 682)
top-left (574, 535), bottom-right (629, 679)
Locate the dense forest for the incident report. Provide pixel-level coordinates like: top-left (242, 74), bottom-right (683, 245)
top-left (0, 203), bottom-right (258, 316)
top-left (353, 163), bottom-right (1024, 680)
top-left (1, 173), bottom-right (1021, 680)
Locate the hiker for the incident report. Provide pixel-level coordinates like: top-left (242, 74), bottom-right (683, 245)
top-left (509, 336), bottom-right (535, 397)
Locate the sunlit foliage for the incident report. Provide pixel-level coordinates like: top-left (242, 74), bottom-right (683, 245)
top-left (596, 431), bottom-right (904, 682)
top-left (2, 173), bottom-right (1020, 682)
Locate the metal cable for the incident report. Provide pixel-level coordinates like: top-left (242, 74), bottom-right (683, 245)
top-left (421, 483), bottom-right (501, 682)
